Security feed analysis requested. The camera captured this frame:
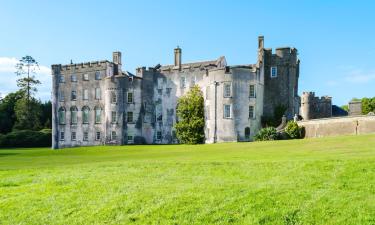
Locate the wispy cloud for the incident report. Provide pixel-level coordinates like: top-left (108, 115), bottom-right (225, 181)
top-left (344, 69), bottom-right (375, 83)
top-left (0, 57), bottom-right (51, 101)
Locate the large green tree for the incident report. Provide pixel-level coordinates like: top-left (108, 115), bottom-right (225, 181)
top-left (175, 85), bottom-right (205, 144)
top-left (14, 56), bottom-right (41, 130)
top-left (0, 91), bottom-right (24, 133)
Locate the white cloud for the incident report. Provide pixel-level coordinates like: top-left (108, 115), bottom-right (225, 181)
top-left (0, 57), bottom-right (51, 101)
top-left (344, 69), bottom-right (375, 83)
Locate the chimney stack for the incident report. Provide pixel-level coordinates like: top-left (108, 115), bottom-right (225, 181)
top-left (174, 46), bottom-right (181, 69)
top-left (113, 51), bottom-right (122, 75)
top-left (258, 36), bottom-right (264, 49)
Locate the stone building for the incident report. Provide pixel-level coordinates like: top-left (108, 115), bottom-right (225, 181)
top-left (348, 101), bottom-right (362, 116)
top-left (51, 36), bottom-right (300, 149)
top-left (300, 92), bottom-right (332, 120)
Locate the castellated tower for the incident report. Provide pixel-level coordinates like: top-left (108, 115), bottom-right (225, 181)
top-left (261, 40), bottom-right (300, 120)
top-left (300, 92), bottom-right (332, 120)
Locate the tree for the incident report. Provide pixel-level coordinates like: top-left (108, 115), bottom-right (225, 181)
top-left (0, 91), bottom-right (24, 134)
top-left (175, 85), bottom-right (205, 144)
top-left (13, 97), bottom-right (42, 131)
top-left (15, 56), bottom-right (41, 124)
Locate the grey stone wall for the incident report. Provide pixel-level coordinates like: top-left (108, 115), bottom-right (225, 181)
top-left (297, 115), bottom-right (375, 138)
top-left (300, 92), bottom-right (332, 120)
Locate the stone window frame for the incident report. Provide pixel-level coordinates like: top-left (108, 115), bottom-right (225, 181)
top-left (127, 92), bottom-right (134, 104)
top-left (249, 105), bottom-right (255, 119)
top-left (223, 82), bottom-right (232, 98)
top-left (71, 131), bottom-right (77, 141)
top-left (83, 73), bottom-right (89, 81)
top-left (127, 135), bottom-right (134, 143)
top-left (111, 92), bottom-right (117, 104)
top-left (60, 131), bottom-right (65, 141)
top-left (127, 111), bottom-right (134, 123)
top-left (156, 131), bottom-right (162, 140)
top-left (95, 88), bottom-right (101, 100)
top-left (95, 131), bottom-right (101, 141)
top-left (111, 131), bottom-right (117, 141)
top-left (83, 131), bottom-right (89, 141)
top-left (71, 90), bottom-right (77, 101)
top-left (58, 107), bottom-right (66, 125)
top-left (94, 106), bottom-right (102, 124)
top-left (82, 106), bottom-right (90, 124)
top-left (111, 111), bottom-right (117, 123)
top-left (59, 90), bottom-right (65, 102)
top-left (224, 104), bottom-right (231, 119)
top-left (83, 89), bottom-right (89, 100)
top-left (70, 106), bottom-right (78, 124)
top-left (95, 71), bottom-right (102, 80)
top-left (271, 66), bottom-right (277, 78)
top-left (249, 84), bottom-right (256, 98)
top-left (59, 75), bottom-right (65, 83)
top-left (71, 74), bottom-right (77, 82)
top-left (244, 127), bottom-right (251, 139)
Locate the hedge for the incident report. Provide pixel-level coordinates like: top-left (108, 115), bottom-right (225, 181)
top-left (0, 130), bottom-right (51, 148)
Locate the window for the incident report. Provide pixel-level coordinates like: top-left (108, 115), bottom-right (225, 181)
top-left (180, 77), bottom-right (186, 88)
top-left (71, 107), bottom-right (78, 124)
top-left (111, 131), bottom-right (117, 141)
top-left (71, 74), bottom-right (77, 82)
top-left (249, 105), bottom-right (255, 119)
top-left (95, 107), bottom-right (102, 124)
top-left (249, 85), bottom-right (256, 98)
top-left (111, 111), bottom-right (117, 123)
top-left (224, 104), bottom-right (231, 118)
top-left (59, 91), bottom-right (65, 102)
top-left (95, 88), bottom-right (101, 100)
top-left (83, 73), bottom-right (89, 81)
top-left (111, 92), bottom-right (117, 103)
top-left (58, 107), bottom-right (66, 124)
top-left (206, 86), bottom-right (210, 100)
top-left (127, 135), bottom-right (133, 143)
top-left (127, 92), bottom-right (133, 103)
top-left (95, 132), bottom-right (101, 140)
top-left (83, 132), bottom-right (88, 141)
top-left (224, 83), bottom-right (231, 97)
top-left (156, 131), bottom-right (162, 140)
top-left (82, 106), bottom-right (89, 124)
top-left (60, 131), bottom-right (65, 141)
top-left (191, 76), bottom-right (196, 86)
top-left (83, 89), bottom-right (89, 100)
top-left (271, 66), bottom-right (277, 78)
top-left (127, 111), bottom-right (133, 123)
top-left (71, 132), bottom-right (76, 141)
top-left (95, 71), bottom-right (101, 80)
top-left (71, 90), bottom-right (77, 101)
top-left (245, 127), bottom-right (250, 139)
top-left (59, 75), bottom-right (65, 83)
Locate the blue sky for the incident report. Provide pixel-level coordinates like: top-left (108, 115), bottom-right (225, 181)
top-left (0, 0), bottom-right (374, 105)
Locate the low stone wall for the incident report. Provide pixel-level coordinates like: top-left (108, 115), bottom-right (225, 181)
top-left (297, 115), bottom-right (375, 138)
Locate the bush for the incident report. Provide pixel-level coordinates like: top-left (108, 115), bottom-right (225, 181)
top-left (254, 127), bottom-right (278, 141)
top-left (284, 121), bottom-right (302, 139)
top-left (0, 130), bottom-right (51, 148)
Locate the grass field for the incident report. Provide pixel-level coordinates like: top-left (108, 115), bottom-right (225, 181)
top-left (1, 135), bottom-right (375, 224)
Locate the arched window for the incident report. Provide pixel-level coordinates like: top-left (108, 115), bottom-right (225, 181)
top-left (94, 106), bottom-right (102, 124)
top-left (82, 106), bottom-right (90, 124)
top-left (58, 107), bottom-right (66, 124)
top-left (245, 127), bottom-right (251, 140)
top-left (70, 106), bottom-right (78, 124)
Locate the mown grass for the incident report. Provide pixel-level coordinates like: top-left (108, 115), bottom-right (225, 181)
top-left (1, 134), bottom-right (375, 224)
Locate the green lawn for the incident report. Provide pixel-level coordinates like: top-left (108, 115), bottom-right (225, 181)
top-left (1, 135), bottom-right (375, 225)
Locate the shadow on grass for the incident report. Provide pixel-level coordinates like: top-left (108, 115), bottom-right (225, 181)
top-left (0, 152), bottom-right (19, 157)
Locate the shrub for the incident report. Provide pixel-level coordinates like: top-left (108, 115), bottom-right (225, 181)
top-left (0, 130), bottom-right (51, 148)
top-left (175, 85), bottom-right (205, 144)
top-left (254, 127), bottom-right (278, 141)
top-left (284, 121), bottom-right (302, 139)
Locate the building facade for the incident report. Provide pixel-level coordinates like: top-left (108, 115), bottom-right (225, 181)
top-left (51, 37), bottom-right (300, 148)
top-left (300, 92), bottom-right (332, 120)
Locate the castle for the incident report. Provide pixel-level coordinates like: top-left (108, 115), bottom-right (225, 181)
top-left (51, 36), bottom-right (300, 149)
